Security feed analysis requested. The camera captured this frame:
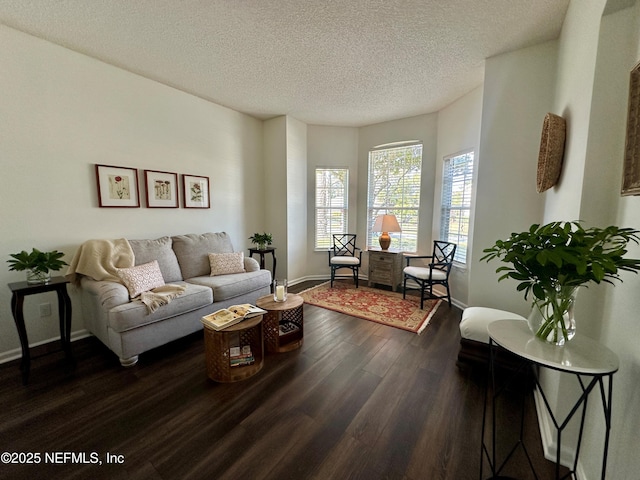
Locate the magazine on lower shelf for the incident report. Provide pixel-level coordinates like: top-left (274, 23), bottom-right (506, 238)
top-left (229, 345), bottom-right (254, 367)
top-left (279, 322), bottom-right (300, 336)
top-left (201, 304), bottom-right (267, 331)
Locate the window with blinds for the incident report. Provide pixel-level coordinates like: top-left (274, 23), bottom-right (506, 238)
top-left (315, 168), bottom-right (349, 249)
top-left (440, 150), bottom-right (474, 263)
top-left (367, 143), bottom-right (423, 252)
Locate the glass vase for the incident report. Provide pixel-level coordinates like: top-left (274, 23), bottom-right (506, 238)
top-left (273, 279), bottom-right (288, 302)
top-left (26, 268), bottom-right (50, 284)
top-left (527, 285), bottom-right (578, 346)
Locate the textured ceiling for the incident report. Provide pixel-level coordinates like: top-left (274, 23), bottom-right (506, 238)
top-left (0, 0), bottom-right (570, 127)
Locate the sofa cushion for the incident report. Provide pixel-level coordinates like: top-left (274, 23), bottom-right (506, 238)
top-left (209, 252), bottom-right (245, 276)
top-left (128, 236), bottom-right (183, 283)
top-left (116, 260), bottom-right (166, 298)
top-left (172, 232), bottom-right (234, 279)
top-left (108, 282), bottom-right (213, 333)
top-left (187, 269), bottom-right (272, 302)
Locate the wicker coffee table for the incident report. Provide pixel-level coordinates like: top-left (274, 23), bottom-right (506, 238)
top-left (203, 315), bottom-right (264, 382)
top-left (256, 294), bottom-right (304, 353)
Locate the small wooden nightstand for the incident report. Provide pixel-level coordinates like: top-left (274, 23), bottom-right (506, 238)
top-left (367, 249), bottom-right (403, 291)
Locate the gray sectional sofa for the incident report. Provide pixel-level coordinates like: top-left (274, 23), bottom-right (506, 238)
top-left (78, 232), bottom-right (271, 366)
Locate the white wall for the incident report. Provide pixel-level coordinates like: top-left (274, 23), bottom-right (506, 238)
top-left (434, 86), bottom-right (484, 306)
top-left (544, 0), bottom-right (606, 222)
top-left (306, 125), bottom-right (359, 278)
top-left (468, 41), bottom-right (558, 316)
top-left (357, 114), bottom-right (439, 269)
top-left (0, 25), bottom-right (265, 361)
top-left (554, 2), bottom-right (640, 478)
top-left (285, 116), bottom-right (308, 282)
top-left (263, 116), bottom-right (288, 278)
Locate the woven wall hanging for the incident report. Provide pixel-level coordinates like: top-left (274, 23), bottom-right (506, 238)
top-left (536, 113), bottom-right (566, 193)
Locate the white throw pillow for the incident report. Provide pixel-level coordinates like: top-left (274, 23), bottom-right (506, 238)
top-left (209, 252), bottom-right (245, 276)
top-left (116, 260), bottom-right (166, 298)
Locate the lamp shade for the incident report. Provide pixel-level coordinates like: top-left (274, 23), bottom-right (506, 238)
top-left (372, 214), bottom-right (401, 233)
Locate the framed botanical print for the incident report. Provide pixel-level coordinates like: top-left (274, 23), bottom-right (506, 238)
top-left (182, 174), bottom-right (210, 208)
top-left (144, 170), bottom-right (179, 208)
top-left (95, 164), bottom-right (140, 208)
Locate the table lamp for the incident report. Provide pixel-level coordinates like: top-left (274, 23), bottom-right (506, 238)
top-left (372, 214), bottom-right (401, 250)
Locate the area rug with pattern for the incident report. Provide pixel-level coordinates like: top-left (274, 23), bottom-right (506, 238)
top-left (300, 281), bottom-right (441, 334)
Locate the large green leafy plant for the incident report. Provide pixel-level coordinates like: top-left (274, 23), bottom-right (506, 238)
top-left (248, 232), bottom-right (273, 250)
top-left (7, 248), bottom-right (68, 281)
top-left (480, 222), bottom-right (640, 343)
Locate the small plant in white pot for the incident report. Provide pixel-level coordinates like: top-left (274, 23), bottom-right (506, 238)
top-left (7, 248), bottom-right (68, 284)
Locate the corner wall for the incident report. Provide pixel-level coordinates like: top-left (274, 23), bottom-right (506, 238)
top-left (0, 25), bottom-right (265, 360)
top-left (357, 114), bottom-right (439, 262)
top-left (558, 2), bottom-right (640, 478)
top-left (468, 41), bottom-right (557, 316)
top-left (434, 86), bottom-right (484, 306)
top-left (306, 125), bottom-right (360, 278)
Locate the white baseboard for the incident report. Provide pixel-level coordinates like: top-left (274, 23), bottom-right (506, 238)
top-left (0, 329), bottom-right (91, 365)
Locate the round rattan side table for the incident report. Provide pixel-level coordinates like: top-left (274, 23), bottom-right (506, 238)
top-left (203, 315), bottom-right (264, 382)
top-left (256, 293), bottom-right (304, 353)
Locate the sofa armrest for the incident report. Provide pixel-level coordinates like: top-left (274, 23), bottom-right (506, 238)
top-left (244, 256), bottom-right (260, 272)
top-left (80, 276), bottom-right (130, 310)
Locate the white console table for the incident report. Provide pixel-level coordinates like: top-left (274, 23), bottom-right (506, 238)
top-left (481, 319), bottom-right (618, 480)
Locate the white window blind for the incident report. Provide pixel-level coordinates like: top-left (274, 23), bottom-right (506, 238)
top-left (441, 150), bottom-right (474, 263)
top-left (315, 168), bottom-right (349, 249)
top-left (367, 143), bottom-right (423, 252)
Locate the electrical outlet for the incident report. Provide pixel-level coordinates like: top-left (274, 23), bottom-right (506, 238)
top-left (39, 303), bottom-right (51, 317)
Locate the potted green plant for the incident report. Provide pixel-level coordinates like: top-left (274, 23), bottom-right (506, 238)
top-left (7, 248), bottom-right (68, 284)
top-left (480, 222), bottom-right (640, 345)
top-left (248, 232), bottom-right (273, 251)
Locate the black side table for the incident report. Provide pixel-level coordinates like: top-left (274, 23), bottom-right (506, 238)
top-left (8, 276), bottom-right (74, 384)
top-left (481, 320), bottom-right (618, 480)
top-left (248, 247), bottom-right (277, 280)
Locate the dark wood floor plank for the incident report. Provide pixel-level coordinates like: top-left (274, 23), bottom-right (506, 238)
top-left (0, 280), bottom-right (565, 480)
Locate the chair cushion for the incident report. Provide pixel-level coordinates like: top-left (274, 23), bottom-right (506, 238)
top-left (460, 306), bottom-right (527, 343)
top-left (330, 255), bottom-right (360, 265)
top-left (404, 266), bottom-right (447, 280)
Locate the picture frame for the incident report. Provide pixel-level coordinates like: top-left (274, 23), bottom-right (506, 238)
top-left (95, 164), bottom-right (140, 208)
top-left (182, 174), bottom-right (210, 208)
top-left (622, 60), bottom-right (640, 196)
top-left (144, 170), bottom-right (179, 208)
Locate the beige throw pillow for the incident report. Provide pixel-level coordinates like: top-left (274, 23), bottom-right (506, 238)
top-left (209, 252), bottom-right (245, 276)
top-left (116, 260), bottom-right (166, 298)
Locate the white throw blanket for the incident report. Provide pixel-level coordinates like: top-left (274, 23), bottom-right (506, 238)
top-left (65, 238), bottom-right (135, 284)
top-left (140, 284), bottom-right (187, 313)
top-left (66, 238), bottom-right (185, 313)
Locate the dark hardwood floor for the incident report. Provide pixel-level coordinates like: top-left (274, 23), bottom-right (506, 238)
top-left (0, 281), bottom-right (563, 480)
